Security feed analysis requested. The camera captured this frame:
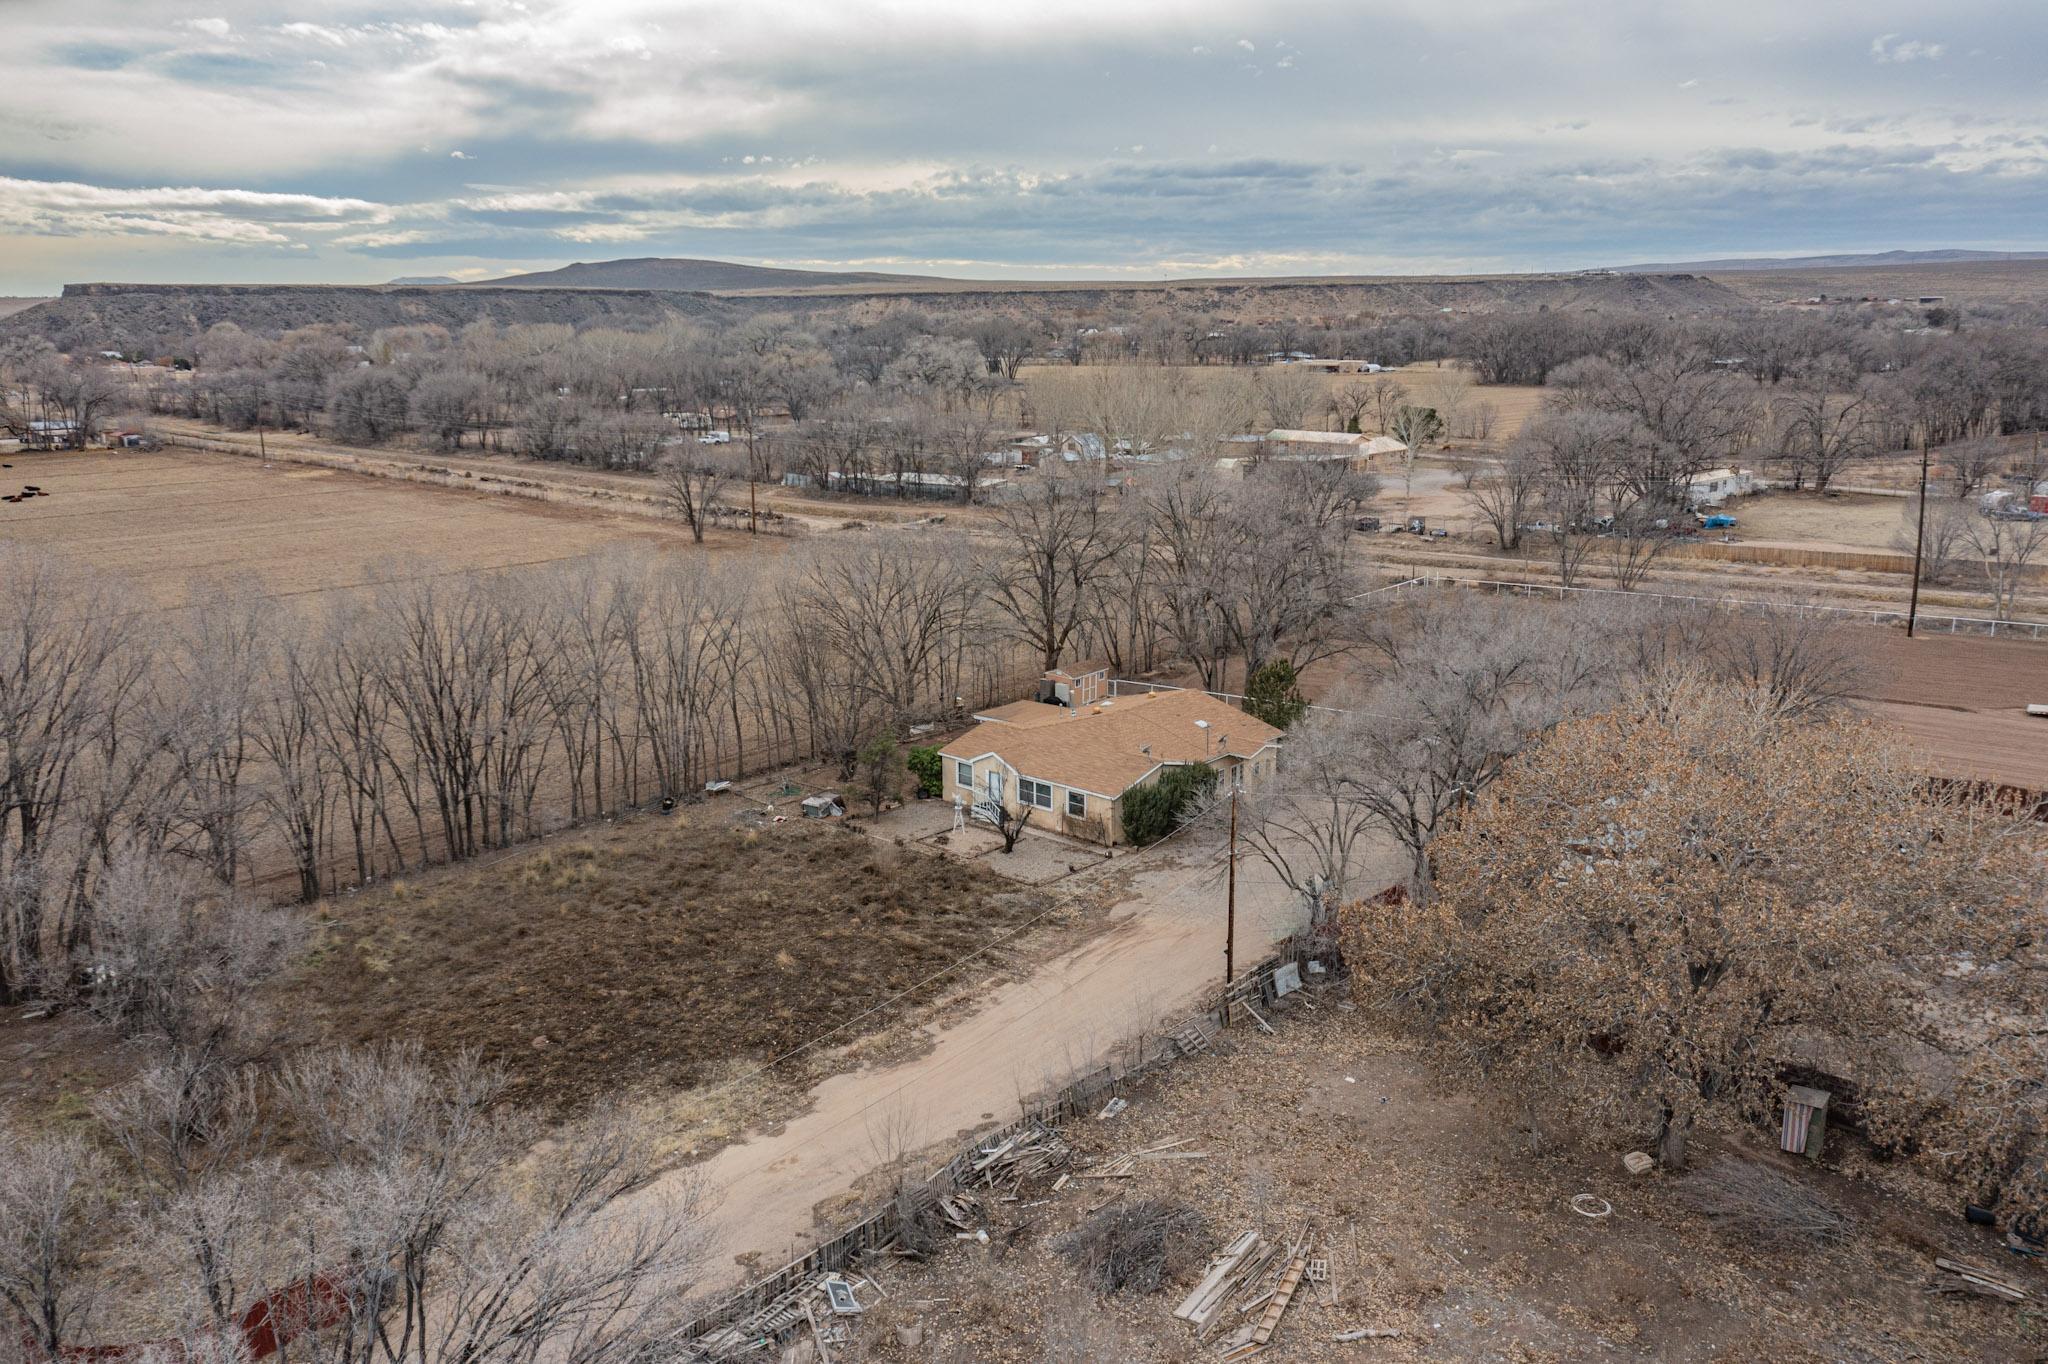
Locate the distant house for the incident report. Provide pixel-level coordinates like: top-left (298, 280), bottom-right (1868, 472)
top-left (23, 420), bottom-right (82, 450)
top-left (1686, 467), bottom-right (1762, 508)
top-left (1282, 359), bottom-right (1384, 374)
top-left (823, 469), bottom-right (1005, 499)
top-left (1258, 429), bottom-right (1402, 471)
top-left (939, 668), bottom-right (1283, 846)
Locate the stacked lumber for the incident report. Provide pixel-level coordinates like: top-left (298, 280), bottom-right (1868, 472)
top-left (1931, 1257), bottom-right (2031, 1302)
top-left (1078, 1137), bottom-right (1210, 1181)
top-left (964, 1122), bottom-right (1071, 1194)
top-left (1174, 1225), bottom-right (1320, 1356)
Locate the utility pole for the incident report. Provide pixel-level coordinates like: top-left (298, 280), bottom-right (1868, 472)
top-left (1908, 431), bottom-right (1930, 638)
top-left (1224, 781), bottom-right (1238, 989)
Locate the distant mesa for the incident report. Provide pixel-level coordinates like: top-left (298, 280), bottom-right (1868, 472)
top-left (385, 274), bottom-right (460, 286)
top-left (1612, 248), bottom-right (2048, 273)
top-left (475, 256), bottom-right (946, 292)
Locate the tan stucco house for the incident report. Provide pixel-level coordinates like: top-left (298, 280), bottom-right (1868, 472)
top-left (938, 666), bottom-right (1284, 845)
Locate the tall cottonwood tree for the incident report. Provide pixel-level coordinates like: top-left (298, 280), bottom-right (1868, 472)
top-left (1343, 674), bottom-right (2041, 1168)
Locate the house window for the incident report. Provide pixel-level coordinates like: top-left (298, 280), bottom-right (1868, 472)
top-left (1066, 790), bottom-right (1087, 818)
top-left (1019, 778), bottom-right (1054, 810)
top-left (956, 759), bottom-right (973, 788)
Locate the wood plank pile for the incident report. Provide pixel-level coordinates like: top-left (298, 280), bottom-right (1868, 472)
top-left (685, 1274), bottom-right (875, 1361)
top-left (1075, 1137), bottom-right (1210, 1181)
top-left (1931, 1257), bottom-right (2031, 1303)
top-left (1174, 1020), bottom-right (1217, 1058)
top-left (1172, 1225), bottom-right (1321, 1358)
top-left (932, 1192), bottom-right (984, 1233)
top-left (962, 1121), bottom-right (1071, 1194)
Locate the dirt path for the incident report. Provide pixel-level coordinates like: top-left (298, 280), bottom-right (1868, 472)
top-left (649, 828), bottom-right (1400, 1285)
top-left (149, 419), bottom-right (964, 533)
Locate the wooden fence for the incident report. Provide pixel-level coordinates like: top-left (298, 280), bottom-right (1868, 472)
top-left (676, 946), bottom-right (1337, 1351)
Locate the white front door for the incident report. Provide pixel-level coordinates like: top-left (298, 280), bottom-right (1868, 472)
top-left (985, 768), bottom-right (1004, 805)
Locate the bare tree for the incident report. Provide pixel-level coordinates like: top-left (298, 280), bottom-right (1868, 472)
top-left (1894, 492), bottom-right (1975, 586)
top-left (0, 1126), bottom-right (107, 1358)
top-left (1774, 358), bottom-right (1877, 491)
top-left (1238, 712), bottom-right (1378, 925)
top-left (283, 1043), bottom-right (708, 1364)
top-left (657, 446), bottom-right (738, 543)
top-left (984, 470), bottom-right (1126, 669)
top-left (1465, 442), bottom-right (1545, 551)
top-left (1257, 365), bottom-right (1324, 430)
top-left (1342, 596), bottom-right (1622, 891)
top-left (1958, 511), bottom-right (2048, 620)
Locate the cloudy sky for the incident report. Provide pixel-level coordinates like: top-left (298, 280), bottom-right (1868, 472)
top-left (3, 0), bottom-right (2045, 292)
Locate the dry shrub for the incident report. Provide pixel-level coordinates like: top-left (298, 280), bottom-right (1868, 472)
top-left (1676, 1157), bottom-right (1853, 1248)
top-left (1054, 1199), bottom-right (1207, 1295)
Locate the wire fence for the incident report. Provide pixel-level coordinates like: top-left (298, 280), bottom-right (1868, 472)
top-left (1363, 572), bottom-right (2048, 640)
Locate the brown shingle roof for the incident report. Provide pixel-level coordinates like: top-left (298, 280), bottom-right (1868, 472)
top-left (940, 689), bottom-right (1283, 798)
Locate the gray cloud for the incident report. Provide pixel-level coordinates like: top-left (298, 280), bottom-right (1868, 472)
top-left (2, 0), bottom-right (2046, 289)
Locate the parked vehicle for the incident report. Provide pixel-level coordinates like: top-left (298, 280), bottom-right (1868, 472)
top-left (697, 430), bottom-right (733, 444)
top-left (1701, 513), bottom-right (1738, 530)
top-left (1352, 516), bottom-right (1382, 532)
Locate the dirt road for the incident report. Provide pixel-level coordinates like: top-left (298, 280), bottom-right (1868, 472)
top-left (150, 418), bottom-right (953, 533)
top-left (650, 827), bottom-right (1399, 1284)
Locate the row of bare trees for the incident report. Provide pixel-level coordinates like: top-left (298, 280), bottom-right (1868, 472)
top-left (4, 445), bottom-right (1376, 1005)
top-left (1240, 590), bottom-right (1869, 907)
top-left (0, 535), bottom-right (1043, 1003)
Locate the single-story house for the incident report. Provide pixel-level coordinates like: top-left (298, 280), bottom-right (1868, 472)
top-left (1686, 467), bottom-right (1763, 509)
top-left (1259, 429), bottom-right (1397, 471)
top-left (1280, 359), bottom-right (1384, 374)
top-left (23, 420), bottom-right (82, 450)
top-left (939, 668), bottom-right (1284, 845)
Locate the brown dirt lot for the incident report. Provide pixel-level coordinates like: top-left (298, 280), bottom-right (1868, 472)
top-left (288, 813), bottom-right (1053, 1113)
top-left (846, 1007), bottom-right (2041, 1363)
top-left (1732, 490), bottom-right (1911, 553)
top-left (0, 444), bottom-right (724, 611)
top-left (1851, 632), bottom-right (2048, 791)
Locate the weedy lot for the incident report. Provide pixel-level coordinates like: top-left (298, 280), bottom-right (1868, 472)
top-left (289, 814), bottom-right (1053, 1113)
top-left (841, 1009), bottom-right (2039, 1363)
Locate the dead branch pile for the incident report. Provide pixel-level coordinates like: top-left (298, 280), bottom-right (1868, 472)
top-left (1055, 1199), bottom-right (1209, 1296)
top-left (1676, 1157), bottom-right (1853, 1248)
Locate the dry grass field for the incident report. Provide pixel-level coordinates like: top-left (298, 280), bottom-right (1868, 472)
top-left (1716, 258), bottom-right (2048, 306)
top-left (1017, 362), bottom-right (1546, 446)
top-left (0, 444), bottom-right (723, 611)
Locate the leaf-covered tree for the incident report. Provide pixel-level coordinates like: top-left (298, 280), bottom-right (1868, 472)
top-left (1343, 673), bottom-right (2041, 1169)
